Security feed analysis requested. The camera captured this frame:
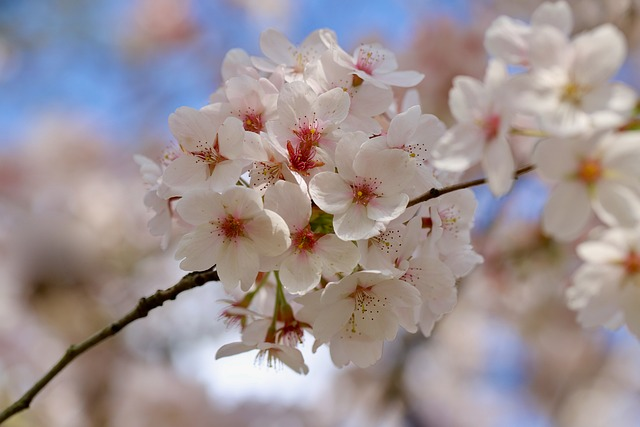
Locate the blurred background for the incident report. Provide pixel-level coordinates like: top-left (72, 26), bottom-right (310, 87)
top-left (2, 0), bottom-right (640, 426)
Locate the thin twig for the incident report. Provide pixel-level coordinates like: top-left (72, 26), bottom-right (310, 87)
top-left (0, 268), bottom-right (220, 425)
top-left (407, 164), bottom-right (536, 207)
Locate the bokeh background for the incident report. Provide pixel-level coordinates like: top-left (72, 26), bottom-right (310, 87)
top-left (2, 0), bottom-right (640, 426)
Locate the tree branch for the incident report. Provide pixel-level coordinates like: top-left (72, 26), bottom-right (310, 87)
top-left (0, 268), bottom-right (220, 425)
top-left (407, 164), bottom-right (536, 207)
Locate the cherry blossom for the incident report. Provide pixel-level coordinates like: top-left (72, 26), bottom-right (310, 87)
top-left (308, 270), bottom-right (421, 367)
top-left (309, 131), bottom-right (414, 240)
top-left (174, 186), bottom-right (290, 291)
top-left (263, 181), bottom-right (360, 294)
top-left (534, 130), bottom-right (640, 241)
top-left (432, 59), bottom-right (517, 196)
top-left (567, 227), bottom-right (640, 339)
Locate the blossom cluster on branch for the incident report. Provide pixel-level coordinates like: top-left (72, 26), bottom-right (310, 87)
top-left (137, 1), bottom-right (640, 373)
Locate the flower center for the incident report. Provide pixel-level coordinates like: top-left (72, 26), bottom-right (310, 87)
top-left (483, 114), bottom-right (501, 141)
top-left (293, 119), bottom-right (323, 146)
top-left (356, 47), bottom-right (381, 75)
top-left (219, 214), bottom-right (245, 240)
top-left (577, 157), bottom-right (602, 185)
top-left (286, 140), bottom-right (325, 175)
top-left (561, 81), bottom-right (585, 106)
top-left (243, 113), bottom-right (264, 133)
top-left (624, 251), bottom-right (640, 275)
top-left (351, 182), bottom-right (378, 206)
top-left (292, 226), bottom-right (319, 252)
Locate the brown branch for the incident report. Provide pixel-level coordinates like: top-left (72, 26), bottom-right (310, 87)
top-left (407, 164), bottom-right (536, 207)
top-left (0, 268), bottom-right (220, 425)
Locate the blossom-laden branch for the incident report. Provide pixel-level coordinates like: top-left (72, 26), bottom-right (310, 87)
top-left (407, 164), bottom-right (536, 208)
top-left (0, 268), bottom-right (220, 425)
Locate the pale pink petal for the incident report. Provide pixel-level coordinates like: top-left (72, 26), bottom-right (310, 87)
top-left (260, 29), bottom-right (297, 66)
top-left (366, 193), bottom-right (409, 222)
top-left (215, 342), bottom-right (256, 359)
top-left (372, 279), bottom-right (422, 308)
top-left (373, 70), bottom-right (424, 87)
top-left (207, 160), bottom-right (246, 192)
top-left (577, 241), bottom-right (625, 264)
top-left (593, 181), bottom-right (640, 226)
top-left (162, 155), bottom-right (208, 190)
top-left (542, 181), bottom-right (591, 241)
top-left (528, 25), bottom-right (571, 70)
top-left (484, 16), bottom-right (529, 64)
top-left (315, 234), bottom-right (360, 274)
top-left (245, 210), bottom-right (291, 256)
top-left (175, 224), bottom-right (224, 271)
top-left (264, 180), bottom-right (311, 229)
top-left (573, 24), bottom-right (626, 87)
top-left (334, 131), bottom-right (368, 181)
top-left (313, 298), bottom-right (354, 343)
top-left (169, 106), bottom-right (220, 152)
top-left (533, 137), bottom-right (579, 180)
top-left (279, 252), bottom-right (322, 294)
top-left (531, 1), bottom-right (573, 34)
top-left (482, 136), bottom-right (515, 197)
top-left (314, 87), bottom-right (350, 124)
top-left (387, 105), bottom-right (421, 149)
top-left (217, 117), bottom-right (247, 159)
top-left (432, 123), bottom-right (485, 171)
top-left (448, 76), bottom-right (486, 123)
top-left (217, 239), bottom-right (260, 291)
top-left (222, 187), bottom-right (264, 219)
top-left (176, 190), bottom-right (224, 225)
top-left (330, 336), bottom-right (383, 368)
top-left (309, 172), bottom-right (353, 214)
top-left (334, 204), bottom-right (382, 241)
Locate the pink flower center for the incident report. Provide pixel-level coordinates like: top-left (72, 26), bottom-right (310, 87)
top-left (188, 137), bottom-right (227, 174)
top-left (292, 226), bottom-right (318, 252)
top-left (351, 180), bottom-right (379, 206)
top-left (219, 214), bottom-right (245, 240)
top-left (287, 140), bottom-right (325, 176)
top-left (483, 114), bottom-right (501, 142)
top-left (243, 113), bottom-right (264, 133)
top-left (293, 119), bottom-right (323, 146)
top-left (624, 251), bottom-right (640, 275)
top-left (577, 158), bottom-right (602, 185)
top-left (356, 47), bottom-right (381, 75)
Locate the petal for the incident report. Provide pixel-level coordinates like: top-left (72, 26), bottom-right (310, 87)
top-left (217, 116), bottom-right (247, 159)
top-left (264, 180), bottom-right (311, 229)
top-left (533, 137), bottom-right (579, 180)
top-left (334, 204), bottom-right (382, 241)
top-left (528, 25), bottom-right (571, 70)
top-left (175, 225), bottom-right (223, 272)
top-left (484, 16), bottom-right (530, 64)
top-left (593, 181), bottom-right (640, 226)
top-left (432, 123), bottom-right (484, 171)
top-left (387, 105), bottom-right (421, 149)
top-left (245, 210), bottom-right (291, 256)
top-left (366, 193), bottom-right (409, 222)
top-left (313, 299), bottom-right (354, 343)
top-left (314, 87), bottom-right (350, 124)
top-left (169, 106), bottom-right (221, 151)
top-left (448, 76), bottom-right (486, 123)
top-left (482, 136), bottom-right (515, 197)
top-left (222, 186), bottom-right (264, 219)
top-left (315, 234), bottom-right (361, 274)
top-left (260, 29), bottom-right (296, 65)
top-left (176, 190), bottom-right (224, 225)
top-left (542, 181), bottom-right (591, 241)
top-left (531, 1), bottom-right (573, 35)
top-left (215, 342), bottom-right (256, 359)
top-left (577, 240), bottom-right (626, 264)
top-left (309, 172), bottom-right (353, 214)
top-left (573, 24), bottom-right (626, 86)
top-left (217, 239), bottom-right (260, 291)
top-left (373, 70), bottom-right (424, 87)
top-left (162, 155), bottom-right (208, 190)
top-left (279, 252), bottom-right (322, 294)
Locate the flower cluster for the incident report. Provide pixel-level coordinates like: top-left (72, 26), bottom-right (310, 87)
top-left (138, 1), bottom-right (640, 373)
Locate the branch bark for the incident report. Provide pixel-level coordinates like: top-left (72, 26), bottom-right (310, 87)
top-left (0, 268), bottom-right (219, 425)
top-left (407, 164), bottom-right (536, 207)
